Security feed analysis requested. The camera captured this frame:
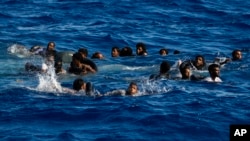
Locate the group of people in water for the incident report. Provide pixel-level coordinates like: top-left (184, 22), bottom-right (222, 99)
top-left (21, 41), bottom-right (243, 96)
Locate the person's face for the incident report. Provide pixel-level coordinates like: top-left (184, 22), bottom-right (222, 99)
top-left (160, 50), bottom-right (167, 56)
top-left (128, 84), bottom-right (138, 95)
top-left (233, 51), bottom-right (242, 60)
top-left (195, 57), bottom-right (203, 66)
top-left (98, 53), bottom-right (104, 59)
top-left (182, 68), bottom-right (191, 79)
top-left (211, 67), bottom-right (220, 77)
top-left (48, 42), bottom-right (55, 51)
top-left (137, 47), bottom-right (143, 54)
top-left (112, 49), bottom-right (119, 57)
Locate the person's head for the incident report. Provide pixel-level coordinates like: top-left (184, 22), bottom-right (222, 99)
top-left (127, 82), bottom-right (138, 95)
top-left (194, 55), bottom-right (205, 69)
top-left (180, 65), bottom-right (191, 79)
top-left (208, 64), bottom-right (220, 79)
top-left (136, 42), bottom-right (147, 55)
top-left (173, 50), bottom-right (180, 54)
top-left (120, 46), bottom-right (133, 57)
top-left (73, 78), bottom-right (86, 91)
top-left (47, 41), bottom-right (55, 51)
top-left (78, 48), bottom-right (88, 58)
top-left (72, 52), bottom-right (83, 65)
top-left (160, 61), bottom-right (171, 74)
top-left (91, 52), bottom-right (104, 59)
top-left (232, 49), bottom-right (242, 60)
top-left (111, 46), bottom-right (120, 57)
top-left (159, 48), bottom-right (168, 56)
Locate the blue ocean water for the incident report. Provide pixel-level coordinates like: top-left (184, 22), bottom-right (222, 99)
top-left (0, 0), bottom-right (250, 140)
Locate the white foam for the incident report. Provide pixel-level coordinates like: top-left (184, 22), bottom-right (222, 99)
top-left (36, 63), bottom-right (63, 93)
top-left (7, 44), bottom-right (31, 58)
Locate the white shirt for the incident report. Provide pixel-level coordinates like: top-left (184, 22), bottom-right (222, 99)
top-left (203, 77), bottom-right (222, 82)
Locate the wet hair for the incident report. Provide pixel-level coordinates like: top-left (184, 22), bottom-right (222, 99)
top-left (112, 46), bottom-right (120, 52)
top-left (46, 41), bottom-right (55, 50)
top-left (129, 82), bottom-right (137, 87)
top-left (232, 49), bottom-right (241, 60)
top-left (159, 48), bottom-right (168, 55)
top-left (73, 78), bottom-right (84, 91)
top-left (194, 55), bottom-right (206, 69)
top-left (78, 48), bottom-right (88, 57)
top-left (72, 52), bottom-right (83, 61)
top-left (120, 46), bottom-right (133, 57)
top-left (91, 52), bottom-right (103, 59)
top-left (136, 42), bottom-right (147, 55)
top-left (173, 50), bottom-right (180, 54)
top-left (160, 61), bottom-right (171, 74)
top-left (208, 64), bottom-right (220, 72)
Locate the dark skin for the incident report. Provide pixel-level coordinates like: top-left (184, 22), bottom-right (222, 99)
top-left (209, 67), bottom-right (220, 81)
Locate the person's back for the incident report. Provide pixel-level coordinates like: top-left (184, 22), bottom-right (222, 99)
top-left (150, 61), bottom-right (171, 80)
top-left (120, 46), bottom-right (133, 57)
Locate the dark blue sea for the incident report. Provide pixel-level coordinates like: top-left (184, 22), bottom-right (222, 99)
top-left (0, 0), bottom-right (250, 140)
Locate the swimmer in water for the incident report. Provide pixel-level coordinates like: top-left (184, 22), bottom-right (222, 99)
top-left (91, 52), bottom-right (104, 59)
top-left (215, 49), bottom-right (243, 65)
top-left (111, 46), bottom-right (120, 57)
top-left (72, 78), bottom-right (94, 95)
top-left (136, 42), bottom-right (147, 56)
top-left (149, 61), bottom-right (171, 80)
top-left (203, 64), bottom-right (222, 82)
top-left (78, 48), bottom-right (88, 58)
top-left (179, 62), bottom-right (205, 81)
top-left (104, 82), bottom-right (139, 96)
top-left (120, 46), bottom-right (134, 57)
top-left (159, 48), bottom-right (168, 56)
top-left (68, 52), bottom-right (96, 75)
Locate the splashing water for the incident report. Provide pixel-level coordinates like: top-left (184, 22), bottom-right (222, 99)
top-left (7, 44), bottom-right (31, 58)
top-left (36, 63), bottom-right (63, 93)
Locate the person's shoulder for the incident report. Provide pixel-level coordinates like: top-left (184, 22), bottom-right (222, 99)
top-left (203, 77), bottom-right (212, 82)
top-left (214, 77), bottom-right (222, 82)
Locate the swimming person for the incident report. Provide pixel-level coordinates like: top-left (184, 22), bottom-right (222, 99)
top-left (159, 48), bottom-right (168, 56)
top-left (192, 55), bottom-right (207, 70)
top-left (104, 82), bottom-right (139, 96)
top-left (120, 46), bottom-right (134, 57)
top-left (72, 78), bottom-right (94, 95)
top-left (78, 48), bottom-right (88, 58)
top-left (149, 61), bottom-right (171, 80)
top-left (136, 42), bottom-right (147, 56)
top-left (203, 64), bottom-right (222, 82)
top-left (111, 46), bottom-right (120, 57)
top-left (68, 52), bottom-right (96, 75)
top-left (54, 59), bottom-right (66, 74)
top-left (25, 41), bottom-right (57, 58)
top-left (179, 61), bottom-right (205, 80)
top-left (215, 49), bottom-right (243, 65)
top-left (91, 52), bottom-right (104, 59)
